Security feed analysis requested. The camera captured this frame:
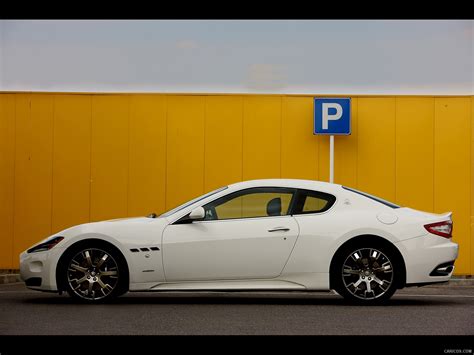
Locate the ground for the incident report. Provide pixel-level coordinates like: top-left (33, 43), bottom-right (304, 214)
top-left (0, 283), bottom-right (473, 335)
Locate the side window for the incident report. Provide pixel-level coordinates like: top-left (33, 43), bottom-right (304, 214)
top-left (292, 189), bottom-right (336, 215)
top-left (203, 187), bottom-right (296, 221)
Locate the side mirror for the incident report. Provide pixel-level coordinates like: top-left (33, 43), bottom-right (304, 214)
top-left (189, 206), bottom-right (205, 220)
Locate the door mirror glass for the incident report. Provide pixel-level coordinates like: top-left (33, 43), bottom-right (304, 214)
top-left (189, 206), bottom-right (205, 220)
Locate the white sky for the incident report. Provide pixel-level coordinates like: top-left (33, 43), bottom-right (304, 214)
top-left (0, 20), bottom-right (472, 94)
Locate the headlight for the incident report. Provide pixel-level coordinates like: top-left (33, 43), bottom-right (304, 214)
top-left (27, 236), bottom-right (64, 253)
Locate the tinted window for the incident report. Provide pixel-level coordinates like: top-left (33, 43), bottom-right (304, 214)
top-left (342, 186), bottom-right (400, 209)
top-left (202, 187), bottom-right (296, 221)
top-left (291, 189), bottom-right (336, 215)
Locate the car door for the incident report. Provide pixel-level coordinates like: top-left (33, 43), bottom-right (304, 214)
top-left (162, 187), bottom-right (300, 281)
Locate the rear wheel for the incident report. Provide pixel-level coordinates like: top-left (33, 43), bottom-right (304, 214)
top-left (333, 244), bottom-right (398, 304)
top-left (61, 243), bottom-right (128, 302)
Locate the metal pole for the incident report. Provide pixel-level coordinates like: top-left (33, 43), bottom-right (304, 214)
top-left (329, 135), bottom-right (334, 183)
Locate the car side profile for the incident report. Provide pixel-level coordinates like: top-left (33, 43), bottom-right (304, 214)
top-left (20, 179), bottom-right (459, 304)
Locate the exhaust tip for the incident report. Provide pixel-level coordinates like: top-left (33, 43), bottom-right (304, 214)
top-left (429, 261), bottom-right (455, 276)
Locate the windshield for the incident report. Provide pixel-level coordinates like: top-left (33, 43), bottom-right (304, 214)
top-left (159, 186), bottom-right (228, 217)
top-left (342, 186), bottom-right (400, 209)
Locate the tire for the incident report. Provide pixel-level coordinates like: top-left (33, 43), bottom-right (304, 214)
top-left (59, 241), bottom-right (128, 303)
top-left (332, 242), bottom-right (399, 304)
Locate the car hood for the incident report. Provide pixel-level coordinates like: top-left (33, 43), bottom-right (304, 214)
top-left (104, 216), bottom-right (156, 223)
top-left (52, 216), bottom-right (168, 241)
top-left (24, 216), bottom-right (169, 254)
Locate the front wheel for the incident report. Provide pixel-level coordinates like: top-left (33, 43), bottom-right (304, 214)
top-left (332, 245), bottom-right (399, 304)
top-left (60, 243), bottom-right (128, 302)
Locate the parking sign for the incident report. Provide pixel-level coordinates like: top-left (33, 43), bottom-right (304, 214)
top-left (314, 98), bottom-right (351, 135)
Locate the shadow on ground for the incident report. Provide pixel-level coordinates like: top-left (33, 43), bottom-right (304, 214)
top-left (21, 292), bottom-right (458, 307)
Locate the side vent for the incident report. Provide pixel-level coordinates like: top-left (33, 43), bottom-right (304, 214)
top-left (130, 247), bottom-right (160, 252)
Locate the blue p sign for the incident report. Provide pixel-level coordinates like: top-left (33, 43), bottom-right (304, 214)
top-left (314, 98), bottom-right (351, 135)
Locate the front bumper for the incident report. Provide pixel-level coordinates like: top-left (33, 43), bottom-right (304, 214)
top-left (395, 233), bottom-right (459, 285)
top-left (19, 246), bottom-right (65, 292)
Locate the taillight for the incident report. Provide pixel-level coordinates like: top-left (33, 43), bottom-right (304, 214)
top-left (424, 220), bottom-right (453, 239)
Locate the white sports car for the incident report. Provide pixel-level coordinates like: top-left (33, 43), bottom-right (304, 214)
top-left (20, 179), bottom-right (458, 304)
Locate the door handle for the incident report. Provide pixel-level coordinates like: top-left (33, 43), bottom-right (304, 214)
top-left (268, 227), bottom-right (290, 232)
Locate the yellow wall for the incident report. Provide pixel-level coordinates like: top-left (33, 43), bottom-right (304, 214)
top-left (0, 93), bottom-right (472, 275)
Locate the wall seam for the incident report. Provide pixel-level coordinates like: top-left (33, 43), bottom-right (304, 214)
top-left (356, 97), bottom-right (359, 188)
top-left (394, 97), bottom-right (397, 203)
top-left (432, 97), bottom-right (435, 213)
top-left (203, 96), bottom-right (207, 192)
top-left (88, 95), bottom-right (93, 222)
top-left (241, 96), bottom-right (244, 181)
top-left (279, 96), bottom-right (283, 178)
top-left (126, 95), bottom-right (131, 217)
top-left (50, 95), bottom-right (55, 233)
top-left (240, 96), bottom-right (244, 214)
top-left (469, 96), bottom-right (474, 275)
top-left (164, 95), bottom-right (168, 210)
top-left (433, 97), bottom-right (436, 213)
top-left (10, 94), bottom-right (17, 268)
top-left (355, 98), bottom-right (358, 188)
top-left (161, 95), bottom-right (167, 281)
top-left (242, 97), bottom-right (245, 181)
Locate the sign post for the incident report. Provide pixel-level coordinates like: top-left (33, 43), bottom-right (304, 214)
top-left (314, 98), bottom-right (351, 184)
top-left (329, 135), bottom-right (334, 183)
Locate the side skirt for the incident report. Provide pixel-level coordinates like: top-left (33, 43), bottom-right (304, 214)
top-left (149, 280), bottom-right (306, 291)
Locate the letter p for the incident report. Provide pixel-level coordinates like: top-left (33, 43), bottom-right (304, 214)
top-left (322, 103), bottom-right (343, 130)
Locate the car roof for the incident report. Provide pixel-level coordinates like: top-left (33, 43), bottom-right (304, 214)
top-left (227, 179), bottom-right (343, 194)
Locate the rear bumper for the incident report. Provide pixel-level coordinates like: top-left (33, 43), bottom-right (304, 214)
top-left (19, 247), bottom-right (65, 292)
top-left (395, 233), bottom-right (459, 285)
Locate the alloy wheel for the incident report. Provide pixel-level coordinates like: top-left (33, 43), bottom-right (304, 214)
top-left (341, 248), bottom-right (394, 300)
top-left (67, 248), bottom-right (119, 301)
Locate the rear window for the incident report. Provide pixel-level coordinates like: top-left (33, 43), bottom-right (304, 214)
top-left (342, 186), bottom-right (400, 209)
top-left (292, 189), bottom-right (337, 215)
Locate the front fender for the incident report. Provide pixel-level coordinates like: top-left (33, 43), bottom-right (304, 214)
top-left (56, 227), bottom-right (165, 288)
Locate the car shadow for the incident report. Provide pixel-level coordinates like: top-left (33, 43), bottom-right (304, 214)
top-left (22, 291), bottom-right (458, 307)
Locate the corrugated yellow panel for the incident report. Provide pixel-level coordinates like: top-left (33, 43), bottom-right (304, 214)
top-left (52, 95), bottom-right (91, 233)
top-left (334, 97), bottom-right (358, 186)
top-left (471, 96), bottom-right (474, 275)
top-left (243, 96), bottom-right (281, 180)
top-left (204, 96), bottom-right (243, 191)
top-left (129, 95), bottom-right (167, 217)
top-left (357, 98), bottom-right (396, 201)
top-left (434, 98), bottom-right (471, 275)
top-left (90, 95), bottom-right (130, 221)
top-left (281, 97), bottom-right (318, 180)
top-left (395, 98), bottom-right (434, 211)
top-left (166, 96), bottom-right (205, 210)
top-left (1, 92), bottom-right (473, 275)
top-left (0, 95), bottom-right (15, 268)
top-left (13, 94), bottom-right (54, 266)
top-left (13, 94), bottom-right (31, 265)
